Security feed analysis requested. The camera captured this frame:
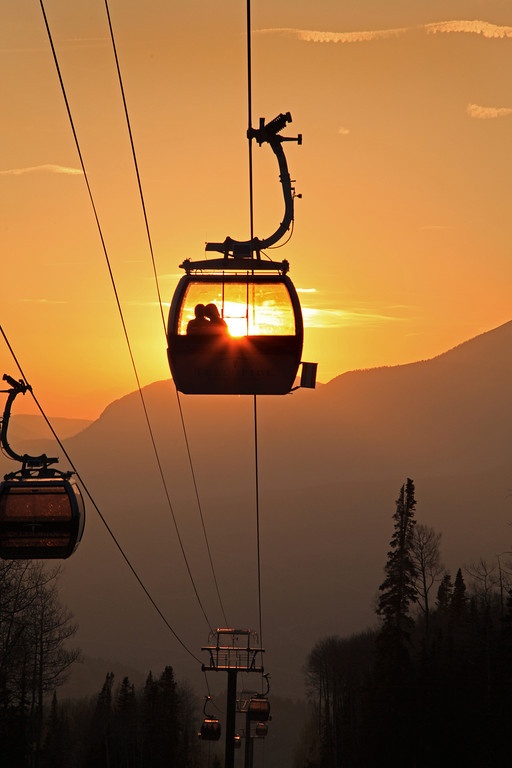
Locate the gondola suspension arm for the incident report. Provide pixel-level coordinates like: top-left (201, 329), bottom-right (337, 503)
top-left (0, 374), bottom-right (58, 471)
top-left (202, 112), bottom-right (302, 261)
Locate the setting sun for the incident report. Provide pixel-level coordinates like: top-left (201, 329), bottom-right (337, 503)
top-left (0, 0), bottom-right (510, 418)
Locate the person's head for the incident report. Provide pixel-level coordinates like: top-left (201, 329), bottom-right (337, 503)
top-left (205, 303), bottom-right (220, 320)
top-left (194, 303), bottom-right (206, 318)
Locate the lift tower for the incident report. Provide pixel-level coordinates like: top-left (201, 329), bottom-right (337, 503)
top-left (202, 628), bottom-right (265, 768)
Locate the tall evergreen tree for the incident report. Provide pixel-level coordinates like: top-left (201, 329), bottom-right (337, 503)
top-left (451, 567), bottom-right (468, 619)
top-left (367, 478), bottom-right (419, 766)
top-left (112, 677), bottom-right (138, 768)
top-left (436, 572), bottom-right (453, 612)
top-left (376, 478), bottom-right (418, 657)
top-left (85, 672), bottom-right (114, 768)
top-left (41, 692), bottom-right (72, 768)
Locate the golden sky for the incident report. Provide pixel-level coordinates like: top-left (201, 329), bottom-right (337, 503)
top-left (1, 0), bottom-right (511, 419)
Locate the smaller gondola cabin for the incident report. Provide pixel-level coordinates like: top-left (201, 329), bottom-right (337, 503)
top-left (200, 718), bottom-right (221, 741)
top-left (0, 477), bottom-right (85, 560)
top-left (247, 697), bottom-right (271, 722)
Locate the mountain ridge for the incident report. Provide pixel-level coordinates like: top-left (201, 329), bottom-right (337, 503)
top-left (1, 320), bottom-right (511, 700)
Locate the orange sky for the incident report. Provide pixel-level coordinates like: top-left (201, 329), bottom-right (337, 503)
top-left (1, 1), bottom-right (511, 419)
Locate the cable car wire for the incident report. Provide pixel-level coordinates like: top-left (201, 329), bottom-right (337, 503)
top-left (246, 0), bottom-right (255, 245)
top-left (0, 324), bottom-right (202, 665)
top-left (102, 0), bottom-right (166, 336)
top-left (174, 394), bottom-right (229, 626)
top-left (253, 396), bottom-right (263, 651)
top-left (101, 0), bottom-right (229, 627)
top-left (246, 0), bottom-right (265, 657)
top-left (38, 0), bottom-right (214, 633)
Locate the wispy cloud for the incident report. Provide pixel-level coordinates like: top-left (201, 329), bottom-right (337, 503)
top-left (256, 27), bottom-right (407, 44)
top-left (425, 20), bottom-right (512, 39)
top-left (256, 19), bottom-right (512, 43)
top-left (467, 103), bottom-right (512, 119)
top-left (303, 306), bottom-right (402, 329)
top-left (18, 298), bottom-right (68, 305)
top-left (0, 164), bottom-right (82, 177)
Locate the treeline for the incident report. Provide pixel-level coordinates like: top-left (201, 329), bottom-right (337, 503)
top-left (0, 561), bottom-right (80, 766)
top-left (44, 667), bottom-right (201, 768)
top-left (299, 479), bottom-right (512, 768)
top-left (0, 561), bottom-right (201, 768)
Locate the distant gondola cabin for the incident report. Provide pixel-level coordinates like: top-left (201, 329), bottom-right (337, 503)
top-left (255, 722), bottom-right (268, 737)
top-left (200, 718), bottom-right (221, 741)
top-left (247, 697), bottom-right (271, 722)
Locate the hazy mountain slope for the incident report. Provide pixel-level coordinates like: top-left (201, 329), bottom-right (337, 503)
top-left (4, 414), bottom-right (92, 449)
top-left (1, 321), bottom-right (510, 701)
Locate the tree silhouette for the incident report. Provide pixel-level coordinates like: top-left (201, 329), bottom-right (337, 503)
top-left (370, 478), bottom-right (419, 765)
top-left (410, 523), bottom-right (444, 641)
top-left (85, 672), bottom-right (114, 768)
top-left (0, 561), bottom-right (80, 767)
top-left (376, 478), bottom-right (418, 657)
top-left (112, 676), bottom-right (138, 767)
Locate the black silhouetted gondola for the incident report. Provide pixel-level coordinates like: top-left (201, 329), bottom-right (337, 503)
top-left (167, 113), bottom-right (317, 395)
top-left (199, 718), bottom-right (221, 741)
top-left (0, 375), bottom-right (85, 560)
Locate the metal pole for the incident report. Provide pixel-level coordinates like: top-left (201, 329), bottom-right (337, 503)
top-left (244, 709), bottom-right (254, 768)
top-left (225, 669), bottom-right (238, 768)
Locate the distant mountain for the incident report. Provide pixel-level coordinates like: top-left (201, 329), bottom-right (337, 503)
top-left (8, 414), bottom-right (91, 441)
top-left (2, 321), bottom-right (511, 705)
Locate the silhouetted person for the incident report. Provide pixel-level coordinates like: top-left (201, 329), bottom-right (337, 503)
top-left (186, 303), bottom-right (210, 334)
top-left (204, 303), bottom-right (228, 332)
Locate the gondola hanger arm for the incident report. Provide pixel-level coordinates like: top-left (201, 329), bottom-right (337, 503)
top-left (0, 373), bottom-right (58, 469)
top-left (204, 112), bottom-right (301, 260)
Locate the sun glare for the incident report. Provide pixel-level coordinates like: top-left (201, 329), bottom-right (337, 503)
top-left (178, 281), bottom-right (296, 336)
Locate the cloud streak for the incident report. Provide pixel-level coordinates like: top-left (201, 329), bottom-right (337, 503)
top-left (18, 298), bottom-right (68, 305)
top-left (303, 306), bottom-right (401, 330)
top-left (256, 27), bottom-right (407, 44)
top-left (0, 164), bottom-right (82, 177)
top-left (425, 20), bottom-right (512, 39)
top-left (256, 19), bottom-right (512, 44)
top-left (467, 103), bottom-right (512, 119)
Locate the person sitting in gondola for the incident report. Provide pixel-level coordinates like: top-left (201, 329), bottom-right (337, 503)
top-left (186, 303), bottom-right (211, 334)
top-left (204, 303), bottom-right (229, 332)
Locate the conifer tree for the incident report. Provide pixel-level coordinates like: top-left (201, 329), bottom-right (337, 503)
top-left (376, 478), bottom-right (418, 657)
top-left (368, 479), bottom-right (419, 766)
top-left (113, 676), bottom-right (138, 767)
top-left (436, 572), bottom-right (453, 612)
top-left (85, 672), bottom-right (114, 768)
top-left (451, 567), bottom-right (468, 619)
top-left (42, 692), bottom-right (72, 768)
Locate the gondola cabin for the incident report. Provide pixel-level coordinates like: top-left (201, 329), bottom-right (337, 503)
top-left (255, 722), bottom-right (268, 738)
top-left (167, 271), bottom-right (304, 395)
top-left (0, 476), bottom-right (85, 560)
top-left (247, 697), bottom-right (271, 722)
top-left (200, 718), bottom-right (221, 741)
